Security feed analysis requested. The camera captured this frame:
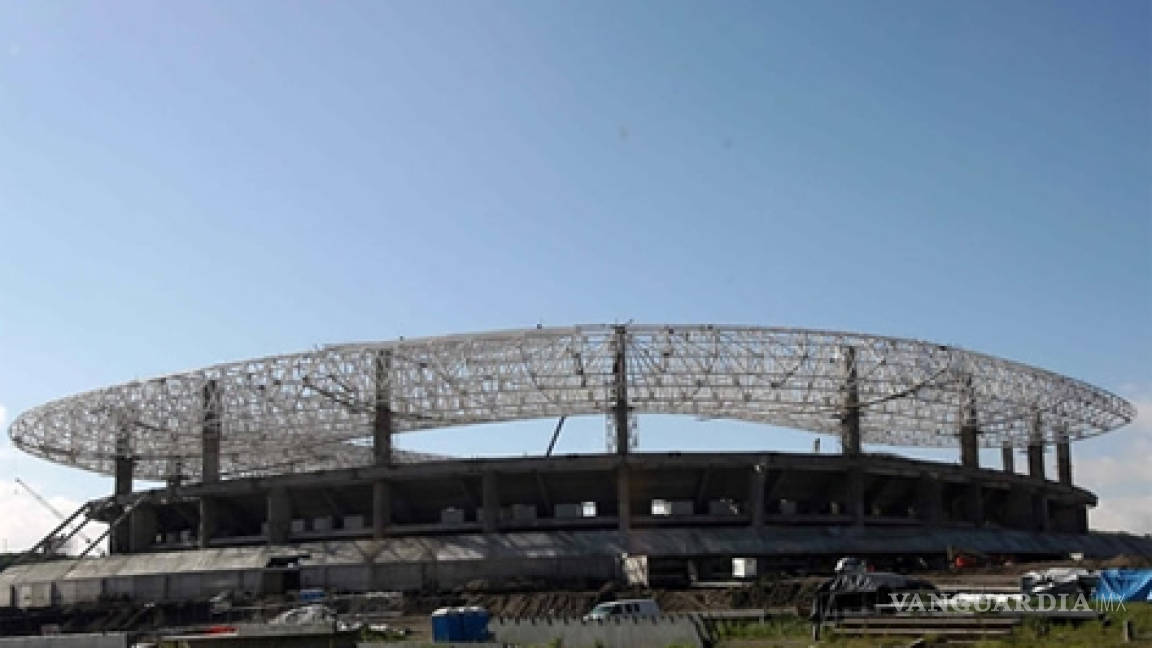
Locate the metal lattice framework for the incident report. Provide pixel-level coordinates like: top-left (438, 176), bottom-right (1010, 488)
top-left (8, 324), bottom-right (1135, 481)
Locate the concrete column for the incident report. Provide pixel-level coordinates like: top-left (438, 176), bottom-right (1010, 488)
top-left (267, 488), bottom-right (291, 544)
top-left (198, 498), bottom-right (216, 549)
top-left (129, 505), bottom-right (158, 553)
top-left (202, 379), bottom-right (222, 484)
top-left (481, 472), bottom-right (499, 533)
top-left (841, 347), bottom-right (861, 456)
top-left (1027, 410), bottom-right (1045, 481)
top-left (916, 473), bottom-right (944, 524)
top-left (748, 460), bottom-right (767, 528)
top-left (1031, 491), bottom-right (1050, 532)
top-left (165, 456), bottom-right (184, 491)
top-left (372, 480), bottom-right (392, 538)
top-left (374, 350), bottom-right (393, 466)
top-left (612, 325), bottom-right (631, 455)
top-left (959, 427), bottom-right (979, 469)
top-left (1001, 443), bottom-right (1015, 474)
top-left (114, 456), bottom-right (134, 498)
top-left (617, 463), bottom-right (631, 533)
top-left (1005, 486), bottom-right (1034, 530)
top-left (372, 352), bottom-right (395, 539)
top-left (846, 463), bottom-right (865, 524)
top-left (965, 484), bottom-right (985, 527)
top-left (111, 433), bottom-right (134, 555)
top-left (956, 387), bottom-right (984, 525)
top-left (114, 428), bottom-right (134, 496)
top-left (1028, 444), bottom-right (1045, 481)
top-left (110, 525), bottom-right (129, 556)
top-left (1056, 437), bottom-right (1072, 486)
top-left (958, 381), bottom-right (979, 469)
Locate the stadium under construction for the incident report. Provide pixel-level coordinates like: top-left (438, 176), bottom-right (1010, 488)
top-left (2, 324), bottom-right (1148, 608)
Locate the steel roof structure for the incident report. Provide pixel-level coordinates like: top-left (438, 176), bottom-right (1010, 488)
top-left (8, 324), bottom-right (1135, 481)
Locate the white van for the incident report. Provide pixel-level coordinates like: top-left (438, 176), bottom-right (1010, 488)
top-left (583, 598), bottom-right (661, 620)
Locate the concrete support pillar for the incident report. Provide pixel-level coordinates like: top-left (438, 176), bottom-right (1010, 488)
top-left (481, 472), bottom-right (499, 533)
top-left (841, 347), bottom-right (861, 456)
top-left (202, 379), bottom-right (222, 484)
top-left (1028, 445), bottom-right (1045, 481)
top-left (958, 380), bottom-right (979, 469)
top-left (748, 460), bottom-right (767, 528)
top-left (1031, 492), bottom-right (1050, 532)
top-left (114, 428), bottom-right (134, 497)
top-left (1056, 437), bottom-right (1072, 486)
top-left (617, 463), bottom-right (631, 534)
top-left (374, 351), bottom-right (393, 466)
top-left (372, 480), bottom-right (392, 538)
top-left (111, 525), bottom-right (129, 556)
top-left (198, 498), bottom-right (216, 549)
top-left (1028, 410), bottom-right (1045, 481)
top-left (114, 456), bottom-right (134, 498)
top-left (612, 325), bottom-right (631, 455)
top-left (165, 457), bottom-right (184, 491)
top-left (957, 383), bottom-right (983, 525)
top-left (1005, 486), bottom-right (1034, 530)
top-left (111, 433), bottom-right (134, 555)
top-left (916, 473), bottom-right (944, 525)
top-left (610, 325), bottom-right (634, 548)
top-left (267, 488), bottom-right (291, 544)
top-left (1001, 443), bottom-right (1015, 474)
top-left (965, 484), bottom-right (985, 527)
top-left (371, 351), bottom-right (395, 540)
top-left (129, 504), bottom-right (158, 553)
top-left (959, 427), bottom-right (979, 469)
top-left (846, 463), bottom-right (865, 524)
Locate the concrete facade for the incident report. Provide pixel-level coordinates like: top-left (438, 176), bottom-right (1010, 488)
top-left (96, 451), bottom-right (1095, 555)
top-left (5, 450), bottom-right (1125, 608)
top-left (4, 525), bottom-right (1152, 610)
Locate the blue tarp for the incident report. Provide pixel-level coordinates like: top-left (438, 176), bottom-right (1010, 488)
top-left (1094, 569), bottom-right (1152, 602)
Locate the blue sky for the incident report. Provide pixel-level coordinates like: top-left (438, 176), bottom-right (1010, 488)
top-left (0, 1), bottom-right (1148, 547)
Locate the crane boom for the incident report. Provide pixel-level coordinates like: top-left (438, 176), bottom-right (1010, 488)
top-left (14, 478), bottom-right (103, 556)
top-left (15, 478), bottom-right (66, 518)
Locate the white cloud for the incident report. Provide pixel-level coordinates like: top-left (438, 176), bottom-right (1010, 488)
top-left (0, 480), bottom-right (105, 553)
top-left (1128, 397), bottom-right (1151, 434)
top-left (0, 403), bottom-right (7, 428)
top-left (1078, 391), bottom-right (1152, 535)
top-left (1075, 404), bottom-right (1152, 489)
top-left (1091, 495), bottom-right (1152, 536)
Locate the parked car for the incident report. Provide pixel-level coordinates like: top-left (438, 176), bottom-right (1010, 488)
top-left (583, 598), bottom-right (662, 620)
top-left (834, 556), bottom-right (868, 574)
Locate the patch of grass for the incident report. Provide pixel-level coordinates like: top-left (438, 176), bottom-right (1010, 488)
top-left (713, 603), bottom-right (1152, 647)
top-left (978, 602), bottom-right (1152, 648)
top-left (713, 615), bottom-right (811, 640)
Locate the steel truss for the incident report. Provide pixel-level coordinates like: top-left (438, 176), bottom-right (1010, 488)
top-left (8, 325), bottom-right (1135, 481)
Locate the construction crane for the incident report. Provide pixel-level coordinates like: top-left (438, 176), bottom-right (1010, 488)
top-left (14, 478), bottom-right (104, 557)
